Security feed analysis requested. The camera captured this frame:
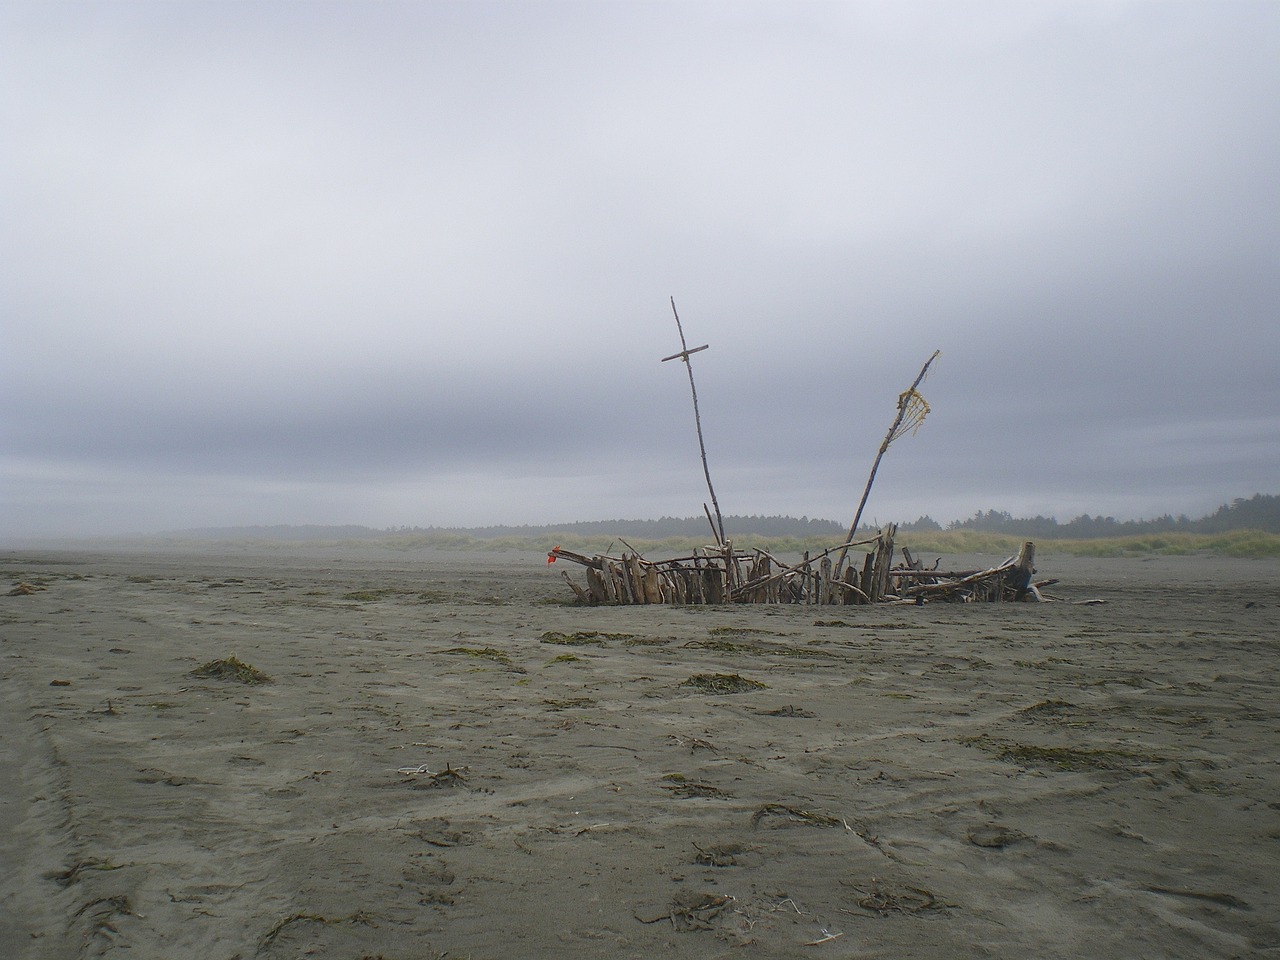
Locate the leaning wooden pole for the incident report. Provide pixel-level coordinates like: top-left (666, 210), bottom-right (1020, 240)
top-left (833, 350), bottom-right (941, 577)
top-left (663, 297), bottom-right (726, 546)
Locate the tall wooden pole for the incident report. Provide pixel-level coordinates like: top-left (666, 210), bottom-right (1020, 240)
top-left (833, 350), bottom-right (940, 576)
top-left (663, 297), bottom-right (726, 546)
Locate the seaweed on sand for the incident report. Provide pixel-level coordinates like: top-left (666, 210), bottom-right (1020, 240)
top-left (190, 656), bottom-right (272, 684)
top-left (680, 673), bottom-right (767, 694)
top-left (540, 630), bottom-right (634, 645)
top-left (964, 735), bottom-right (1165, 771)
top-left (441, 646), bottom-right (519, 668)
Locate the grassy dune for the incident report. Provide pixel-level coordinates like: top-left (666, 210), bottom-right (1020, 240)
top-left (895, 528), bottom-right (1280, 559)
top-left (353, 528), bottom-right (1280, 559)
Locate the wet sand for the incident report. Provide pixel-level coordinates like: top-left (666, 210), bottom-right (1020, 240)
top-left (2, 547), bottom-right (1277, 959)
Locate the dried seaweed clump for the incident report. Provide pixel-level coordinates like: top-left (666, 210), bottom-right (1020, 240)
top-left (540, 630), bottom-right (634, 645)
top-left (964, 735), bottom-right (1162, 771)
top-left (681, 673), bottom-right (767, 694)
top-left (190, 655), bottom-right (273, 685)
top-left (442, 646), bottom-right (517, 666)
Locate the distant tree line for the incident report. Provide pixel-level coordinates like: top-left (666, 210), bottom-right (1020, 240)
top-left (934, 493), bottom-right (1280, 538)
top-left (167, 494), bottom-right (1279, 541)
top-left (398, 495), bottom-right (1280, 539)
top-left (414, 514), bottom-right (848, 540)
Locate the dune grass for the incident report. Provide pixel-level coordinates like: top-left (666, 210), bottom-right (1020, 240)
top-left (229, 527), bottom-right (1280, 559)
top-left (864, 529), bottom-right (1280, 559)
top-left (563, 530), bottom-right (1279, 559)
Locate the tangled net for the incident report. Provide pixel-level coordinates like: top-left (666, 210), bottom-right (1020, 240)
top-left (889, 388), bottom-right (931, 442)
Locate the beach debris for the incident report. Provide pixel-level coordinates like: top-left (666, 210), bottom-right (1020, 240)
top-left (845, 880), bottom-right (950, 915)
top-left (549, 531), bottom-right (1047, 606)
top-left (666, 733), bottom-right (717, 751)
top-left (9, 581), bottom-right (46, 595)
top-left (681, 673), bottom-right (767, 694)
top-left (539, 630), bottom-right (633, 645)
top-left (750, 803), bottom-right (842, 829)
top-left (635, 891), bottom-right (736, 930)
top-left (759, 704), bottom-right (817, 718)
top-left (190, 655), bottom-right (272, 684)
top-left (396, 762), bottom-right (470, 789)
top-left (396, 763), bottom-right (435, 775)
top-left (661, 773), bottom-right (733, 799)
top-left (691, 841), bottom-right (756, 867)
top-left (803, 928), bottom-right (846, 945)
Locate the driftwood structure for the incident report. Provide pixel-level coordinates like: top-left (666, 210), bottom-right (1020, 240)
top-left (549, 308), bottom-right (1051, 605)
top-left (548, 528), bottom-right (1047, 606)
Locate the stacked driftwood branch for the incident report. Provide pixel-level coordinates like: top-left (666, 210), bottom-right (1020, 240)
top-left (549, 529), bottom-right (1049, 605)
top-left (889, 540), bottom-right (1049, 603)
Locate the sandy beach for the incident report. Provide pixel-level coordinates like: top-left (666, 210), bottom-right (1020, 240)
top-left (1, 546), bottom-right (1277, 959)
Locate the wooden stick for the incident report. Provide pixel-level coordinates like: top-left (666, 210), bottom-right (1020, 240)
top-left (728, 535), bottom-right (881, 599)
top-left (702, 503), bottom-right (722, 546)
top-left (888, 568), bottom-right (982, 579)
top-left (560, 571), bottom-right (588, 603)
top-left (834, 350), bottom-right (940, 576)
top-left (899, 557), bottom-right (1018, 598)
top-left (667, 297), bottom-right (726, 546)
top-left (1009, 541), bottom-right (1036, 600)
top-left (546, 546), bottom-right (600, 568)
top-left (618, 537), bottom-right (646, 559)
top-left (661, 343), bottom-right (709, 362)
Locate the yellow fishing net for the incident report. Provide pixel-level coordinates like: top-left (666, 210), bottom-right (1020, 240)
top-left (889, 389), bottom-right (930, 442)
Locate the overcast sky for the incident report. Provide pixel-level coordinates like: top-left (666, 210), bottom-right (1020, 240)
top-left (3, 0), bottom-right (1277, 540)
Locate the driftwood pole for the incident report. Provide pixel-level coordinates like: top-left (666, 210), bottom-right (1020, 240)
top-left (663, 297), bottom-right (726, 547)
top-left (833, 350), bottom-right (941, 576)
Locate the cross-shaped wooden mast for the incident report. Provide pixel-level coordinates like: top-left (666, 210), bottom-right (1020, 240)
top-left (662, 297), bottom-right (726, 546)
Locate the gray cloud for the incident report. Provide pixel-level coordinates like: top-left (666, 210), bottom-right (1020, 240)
top-left (3, 1), bottom-right (1277, 538)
